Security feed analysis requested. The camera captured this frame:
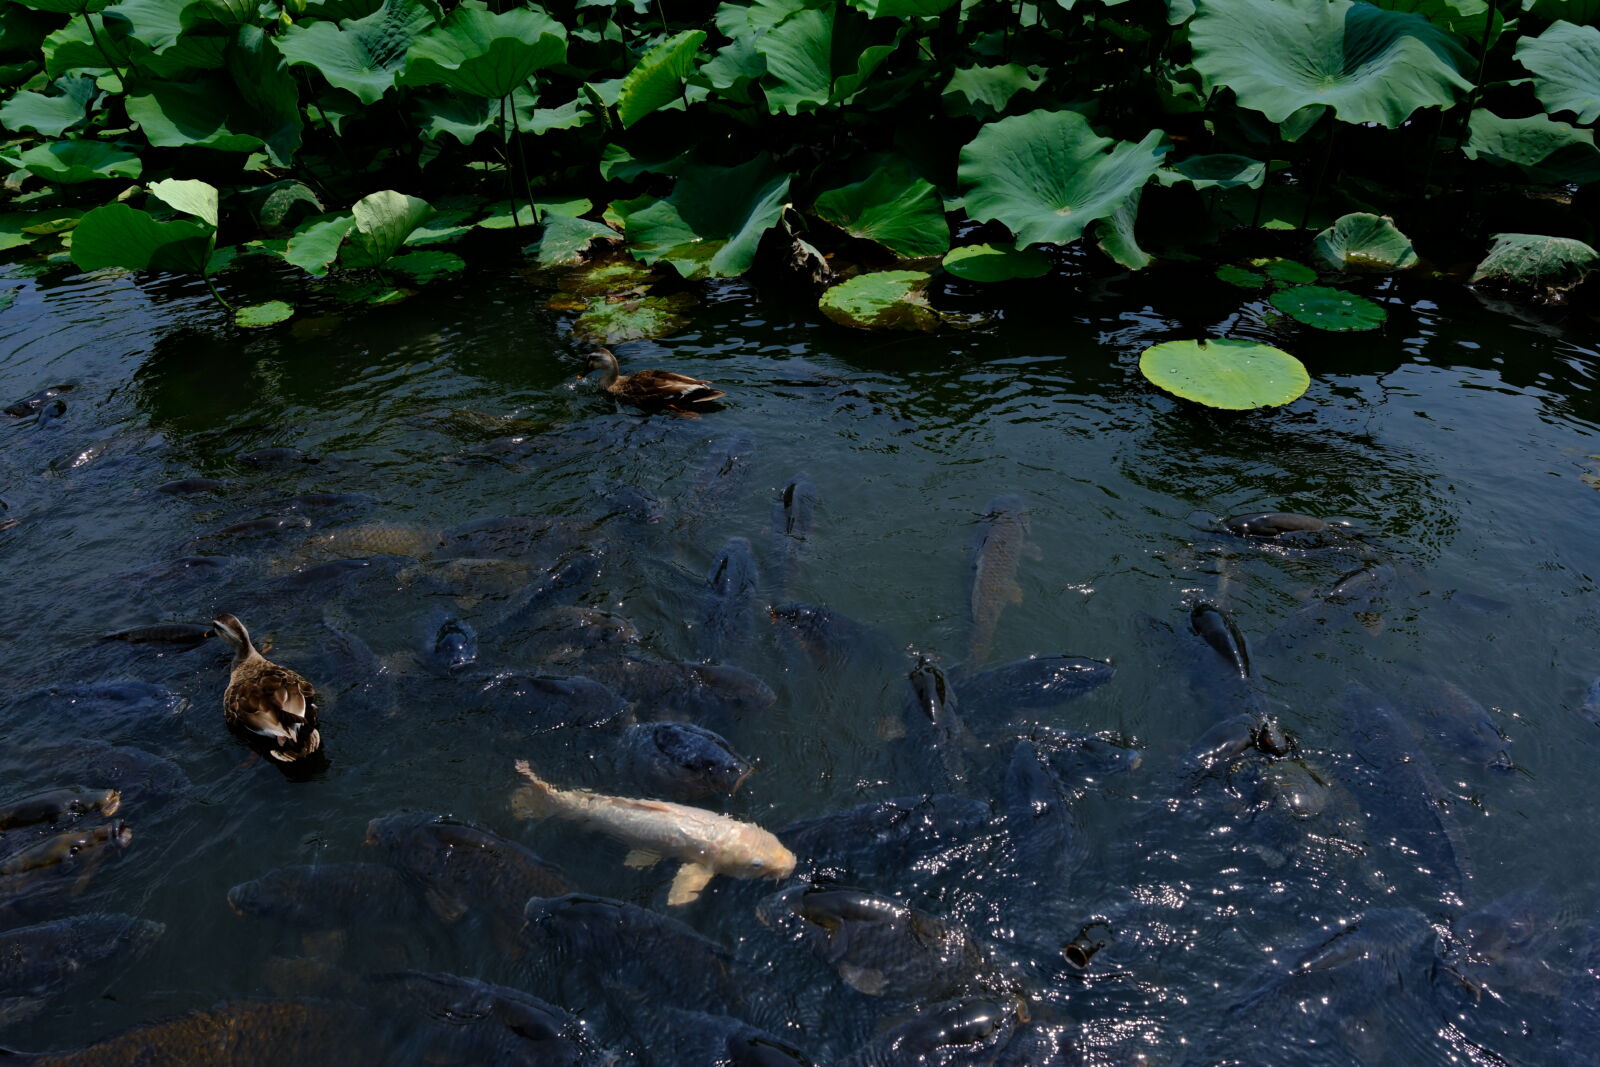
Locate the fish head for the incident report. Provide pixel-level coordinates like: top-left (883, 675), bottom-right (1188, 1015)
top-left (727, 834), bottom-right (797, 882)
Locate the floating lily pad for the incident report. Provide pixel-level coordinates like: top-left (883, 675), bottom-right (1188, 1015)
top-left (942, 243), bottom-right (1050, 282)
top-left (1312, 213), bottom-right (1418, 272)
top-left (1138, 337), bottom-right (1309, 409)
top-left (0, 290), bottom-right (16, 313)
top-left (553, 255), bottom-right (658, 298)
top-left (819, 270), bottom-right (941, 331)
top-left (387, 250), bottom-right (464, 281)
top-left (1471, 232), bottom-right (1598, 294)
top-left (572, 293), bottom-right (694, 344)
top-left (1270, 285), bottom-right (1387, 331)
top-left (1216, 265), bottom-right (1267, 288)
top-left (1255, 258), bottom-right (1318, 285)
top-left (234, 300), bottom-right (294, 327)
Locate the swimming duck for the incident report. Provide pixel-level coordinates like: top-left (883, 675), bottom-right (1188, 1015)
top-left (212, 613), bottom-right (322, 761)
top-left (584, 348), bottom-right (725, 412)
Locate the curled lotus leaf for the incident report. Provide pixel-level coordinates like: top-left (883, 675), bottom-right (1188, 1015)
top-left (341, 190), bottom-right (432, 269)
top-left (814, 163), bottom-right (950, 259)
top-left (1311, 213), bottom-right (1418, 272)
top-left (387, 250), bottom-right (464, 281)
top-left (957, 109), bottom-right (1167, 249)
top-left (942, 243), bottom-right (1051, 282)
top-left (1464, 110), bottom-right (1600, 184)
top-left (1471, 232), bottom-right (1598, 293)
top-left (617, 29), bottom-right (705, 129)
top-left (528, 215), bottom-right (620, 268)
top-left (1138, 337), bottom-right (1310, 409)
top-left (1190, 0), bottom-right (1472, 127)
top-left (401, 1), bottom-right (567, 99)
top-left (1269, 285), bottom-right (1388, 331)
top-left (612, 156), bottom-right (791, 280)
top-left (18, 140), bottom-right (142, 184)
top-left (1515, 20), bottom-right (1600, 126)
top-left (1157, 153), bottom-right (1266, 190)
top-left (819, 270), bottom-right (941, 331)
top-left (278, 0), bottom-right (434, 105)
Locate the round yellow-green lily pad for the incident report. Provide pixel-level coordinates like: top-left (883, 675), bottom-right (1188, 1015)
top-left (1138, 338), bottom-right (1309, 410)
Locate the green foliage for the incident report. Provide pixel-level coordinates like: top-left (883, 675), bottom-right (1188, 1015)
top-left (278, 0), bottom-right (433, 104)
top-left (1312, 213), bottom-right (1418, 272)
top-left (1270, 285), bottom-right (1388, 330)
top-left (235, 300), bottom-right (295, 326)
top-left (401, 2), bottom-right (567, 99)
top-left (942, 243), bottom-right (1051, 281)
top-left (0, 74), bottom-right (97, 137)
top-left (17, 140), bottom-right (142, 183)
top-left (617, 29), bottom-right (704, 128)
top-left (1471, 232), bottom-right (1599, 292)
top-left (342, 189), bottom-right (432, 267)
top-left (612, 156), bottom-right (791, 279)
top-left (71, 179), bottom-right (219, 274)
top-left (819, 270), bottom-right (940, 329)
top-left (1465, 110), bottom-right (1600, 184)
top-left (814, 163), bottom-right (950, 258)
top-left (1515, 21), bottom-right (1600, 126)
top-left (1139, 338), bottom-right (1310, 410)
top-left (529, 214), bottom-right (619, 266)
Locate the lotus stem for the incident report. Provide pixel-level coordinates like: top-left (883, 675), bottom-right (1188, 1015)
top-left (202, 271), bottom-right (235, 314)
top-left (508, 91), bottom-right (537, 228)
top-left (498, 94), bottom-right (519, 229)
top-left (82, 8), bottom-right (128, 87)
top-left (1299, 120), bottom-right (1336, 231)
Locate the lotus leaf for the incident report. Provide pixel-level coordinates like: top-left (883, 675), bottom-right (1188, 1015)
top-left (1523, 0), bottom-right (1600, 23)
top-left (715, 0), bottom-right (810, 38)
top-left (21, 211), bottom-right (85, 236)
top-left (101, 0), bottom-right (190, 52)
top-left (1216, 265), bottom-right (1267, 287)
top-left (1464, 110), bottom-right (1600, 183)
top-left (150, 178), bottom-right (220, 227)
top-left (612, 156), bottom-right (791, 280)
top-left (814, 164), bottom-right (950, 259)
top-left (245, 180), bottom-right (324, 230)
top-left (958, 109), bottom-right (1167, 249)
top-left (1190, 0), bottom-right (1472, 127)
top-left (18, 140), bottom-right (142, 183)
top-left (1270, 285), bottom-right (1387, 330)
top-left (1471, 232), bottom-right (1598, 292)
top-left (941, 64), bottom-right (1044, 121)
top-left (1370, 0), bottom-right (1498, 43)
top-left (1095, 187), bottom-right (1152, 269)
top-left (1257, 258), bottom-right (1318, 285)
top-left (819, 270), bottom-right (940, 330)
top-left (342, 190), bottom-right (431, 268)
top-left (228, 25), bottom-right (302, 167)
top-left (1312, 213), bottom-right (1418, 272)
top-left (401, 2), bottom-right (566, 99)
top-left (127, 79), bottom-right (265, 153)
top-left (285, 213), bottom-right (355, 275)
top-left (572, 293), bottom-right (694, 343)
top-left (475, 202), bottom-right (539, 229)
top-left (554, 255), bottom-right (657, 298)
top-left (235, 300), bottom-right (294, 327)
top-left (756, 5), bottom-right (899, 115)
top-left (325, 278), bottom-right (414, 304)
top-left (526, 99), bottom-right (589, 134)
top-left (942, 243), bottom-right (1051, 282)
top-left (11, 0), bottom-right (111, 13)
top-left (40, 18), bottom-right (107, 78)
top-left (70, 202), bottom-right (213, 272)
top-left (847, 0), bottom-right (958, 14)
top-left (0, 74), bottom-right (97, 137)
top-left (278, 0), bottom-right (434, 105)
top-left (0, 290), bottom-right (15, 313)
top-left (529, 214), bottom-right (619, 267)
top-left (0, 214), bottom-right (38, 252)
top-left (1157, 154), bottom-right (1265, 190)
top-left (405, 208), bottom-right (476, 245)
top-left (387, 249), bottom-right (463, 280)
top-left (617, 29), bottom-right (705, 128)
top-left (703, 37), bottom-right (766, 103)
top-left (1138, 338), bottom-right (1309, 409)
top-left (1515, 21), bottom-right (1600, 126)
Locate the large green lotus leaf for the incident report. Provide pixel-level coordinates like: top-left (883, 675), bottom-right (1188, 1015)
top-left (942, 243), bottom-right (1050, 281)
top-left (957, 110), bottom-right (1167, 248)
top-left (415, 93), bottom-right (494, 143)
top-left (127, 79), bottom-right (265, 152)
top-left (401, 2), bottom-right (566, 99)
top-left (341, 190), bottom-right (431, 268)
top-left (1270, 285), bottom-right (1387, 330)
top-left (42, 18), bottom-right (112, 77)
top-left (814, 164), bottom-right (949, 258)
top-left (0, 74), bottom-right (97, 137)
top-left (1156, 153), bottom-right (1265, 190)
top-left (1464, 110), bottom-right (1600, 183)
top-left (126, 34), bottom-right (228, 79)
top-left (1094, 186), bottom-right (1151, 269)
top-left (278, 0), bottom-right (433, 105)
top-left (100, 0), bottom-right (191, 52)
top-left (285, 212), bottom-right (354, 275)
top-left (572, 293), bottom-right (694, 344)
top-left (617, 28), bottom-right (704, 128)
top-left (819, 270), bottom-right (940, 330)
top-left (613, 156), bottom-right (791, 280)
top-left (756, 4), bottom-right (898, 115)
top-left (228, 25), bottom-right (302, 167)
top-left (1139, 338), bottom-right (1309, 409)
top-left (530, 214), bottom-right (619, 267)
top-left (71, 202), bottom-right (212, 272)
top-left (714, 0), bottom-right (810, 39)
top-left (1370, 0), bottom-right (1498, 43)
top-left (1515, 21), bottom-right (1600, 126)
top-left (387, 249), bottom-right (463, 281)
top-left (149, 178), bottom-right (219, 226)
top-left (1312, 213), bottom-right (1418, 272)
top-left (526, 98), bottom-right (588, 134)
top-left (846, 0), bottom-right (957, 16)
top-left (1190, 0), bottom-right (1472, 127)
top-left (941, 64), bottom-right (1044, 122)
top-left (703, 36), bottom-right (765, 103)
top-left (1523, 0), bottom-right (1600, 23)
top-left (404, 207), bottom-right (474, 245)
top-left (0, 6), bottom-right (56, 53)
top-left (1471, 232), bottom-right (1598, 291)
top-left (11, 0), bottom-right (111, 13)
top-left (18, 140), bottom-right (143, 183)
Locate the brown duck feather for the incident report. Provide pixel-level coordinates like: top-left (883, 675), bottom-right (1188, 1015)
top-left (586, 348), bottom-right (725, 410)
top-left (214, 613), bottom-right (322, 762)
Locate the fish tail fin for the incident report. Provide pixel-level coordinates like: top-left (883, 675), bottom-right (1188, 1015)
top-left (510, 760), bottom-right (555, 819)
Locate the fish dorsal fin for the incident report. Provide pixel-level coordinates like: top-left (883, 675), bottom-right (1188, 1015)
top-left (667, 862), bottom-right (715, 906)
top-left (624, 849), bottom-right (662, 868)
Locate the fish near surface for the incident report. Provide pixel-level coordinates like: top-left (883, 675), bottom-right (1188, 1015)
top-left (366, 812), bottom-right (573, 933)
top-left (227, 863), bottom-right (423, 931)
top-left (512, 761), bottom-right (795, 905)
top-left (758, 884), bottom-right (989, 1000)
top-left (473, 670), bottom-right (630, 732)
top-left (1387, 666), bottom-right (1513, 773)
top-left (100, 623), bottom-right (215, 647)
top-left (900, 654), bottom-right (975, 785)
top-left (0, 820), bottom-right (133, 881)
top-left (967, 495), bottom-right (1038, 667)
top-left (22, 740), bottom-right (189, 806)
top-left (781, 795), bottom-right (994, 883)
top-left (634, 1008), bottom-right (816, 1067)
top-left (0, 913), bottom-right (164, 1026)
top-left (839, 996), bottom-right (1022, 1067)
top-left (0, 786), bottom-right (121, 832)
top-left (426, 614), bottom-right (478, 674)
top-left (616, 721), bottom-right (754, 801)
top-left (952, 655), bottom-right (1115, 724)
top-left (769, 473), bottom-right (817, 599)
top-left (700, 536), bottom-right (761, 665)
top-left (585, 656), bottom-right (776, 720)
top-left (1188, 602), bottom-right (1250, 679)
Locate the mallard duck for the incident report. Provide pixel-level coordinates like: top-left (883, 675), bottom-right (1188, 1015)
top-left (212, 613), bottom-right (321, 762)
top-left (584, 348), bottom-right (725, 412)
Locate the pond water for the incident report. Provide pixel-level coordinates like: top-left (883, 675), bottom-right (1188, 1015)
top-left (1, 250), bottom-right (1598, 1065)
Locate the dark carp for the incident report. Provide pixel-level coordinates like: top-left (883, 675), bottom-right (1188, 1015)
top-left (0, 913), bottom-right (163, 1026)
top-left (769, 473), bottom-right (817, 599)
top-left (616, 721), bottom-right (754, 800)
top-left (953, 655), bottom-right (1116, 723)
top-left (228, 862), bottom-right (423, 930)
top-left (700, 536), bottom-right (761, 665)
top-left (5, 382), bottom-right (75, 417)
top-left (840, 997), bottom-right (1021, 1067)
top-left (1188, 602), bottom-right (1250, 679)
top-left (427, 615), bottom-right (479, 674)
top-left (100, 623), bottom-right (215, 647)
top-left (967, 495), bottom-right (1036, 667)
top-left (473, 670), bottom-right (630, 732)
top-left (0, 786), bottom-right (120, 831)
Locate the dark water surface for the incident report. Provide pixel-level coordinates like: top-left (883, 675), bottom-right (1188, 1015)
top-left (1, 254), bottom-right (1598, 1065)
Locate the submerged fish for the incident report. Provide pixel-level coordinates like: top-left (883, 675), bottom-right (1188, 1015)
top-left (100, 623), bottom-right (215, 647)
top-left (769, 473), bottom-right (817, 599)
top-left (0, 913), bottom-right (163, 1026)
top-left (1222, 511), bottom-right (1329, 538)
top-left (676, 432), bottom-right (756, 534)
top-left (154, 477), bottom-right (228, 496)
top-left (967, 495), bottom-right (1037, 667)
top-left (511, 761), bottom-right (796, 905)
top-left (5, 382), bottom-right (74, 417)
top-left (0, 820), bottom-right (132, 882)
top-left (227, 863), bottom-right (422, 930)
top-left (241, 446), bottom-right (317, 467)
top-left (426, 615), bottom-right (478, 674)
top-left (492, 551), bottom-right (606, 639)
top-left (1388, 667), bottom-right (1513, 773)
top-left (585, 657), bottom-right (777, 719)
top-left (759, 885), bottom-right (989, 999)
top-left (1584, 677), bottom-right (1600, 723)
top-left (368, 970), bottom-right (613, 1066)
top-left (953, 655), bottom-right (1115, 722)
top-left (0, 787), bottom-right (121, 832)
top-left (473, 670), bottom-right (630, 732)
top-left (616, 721), bottom-right (754, 800)
top-left (1189, 602), bottom-right (1250, 679)
top-left (22, 740), bottom-right (189, 806)
top-left (840, 997), bottom-right (1021, 1067)
top-left (366, 812), bottom-right (573, 931)
top-left (297, 523), bottom-right (444, 561)
top-left (635, 1008), bottom-right (815, 1067)
top-left (700, 536), bottom-right (760, 665)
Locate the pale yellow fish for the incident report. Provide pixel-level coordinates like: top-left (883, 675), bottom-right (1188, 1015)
top-left (287, 523), bottom-right (446, 566)
top-left (511, 760), bottom-right (796, 905)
